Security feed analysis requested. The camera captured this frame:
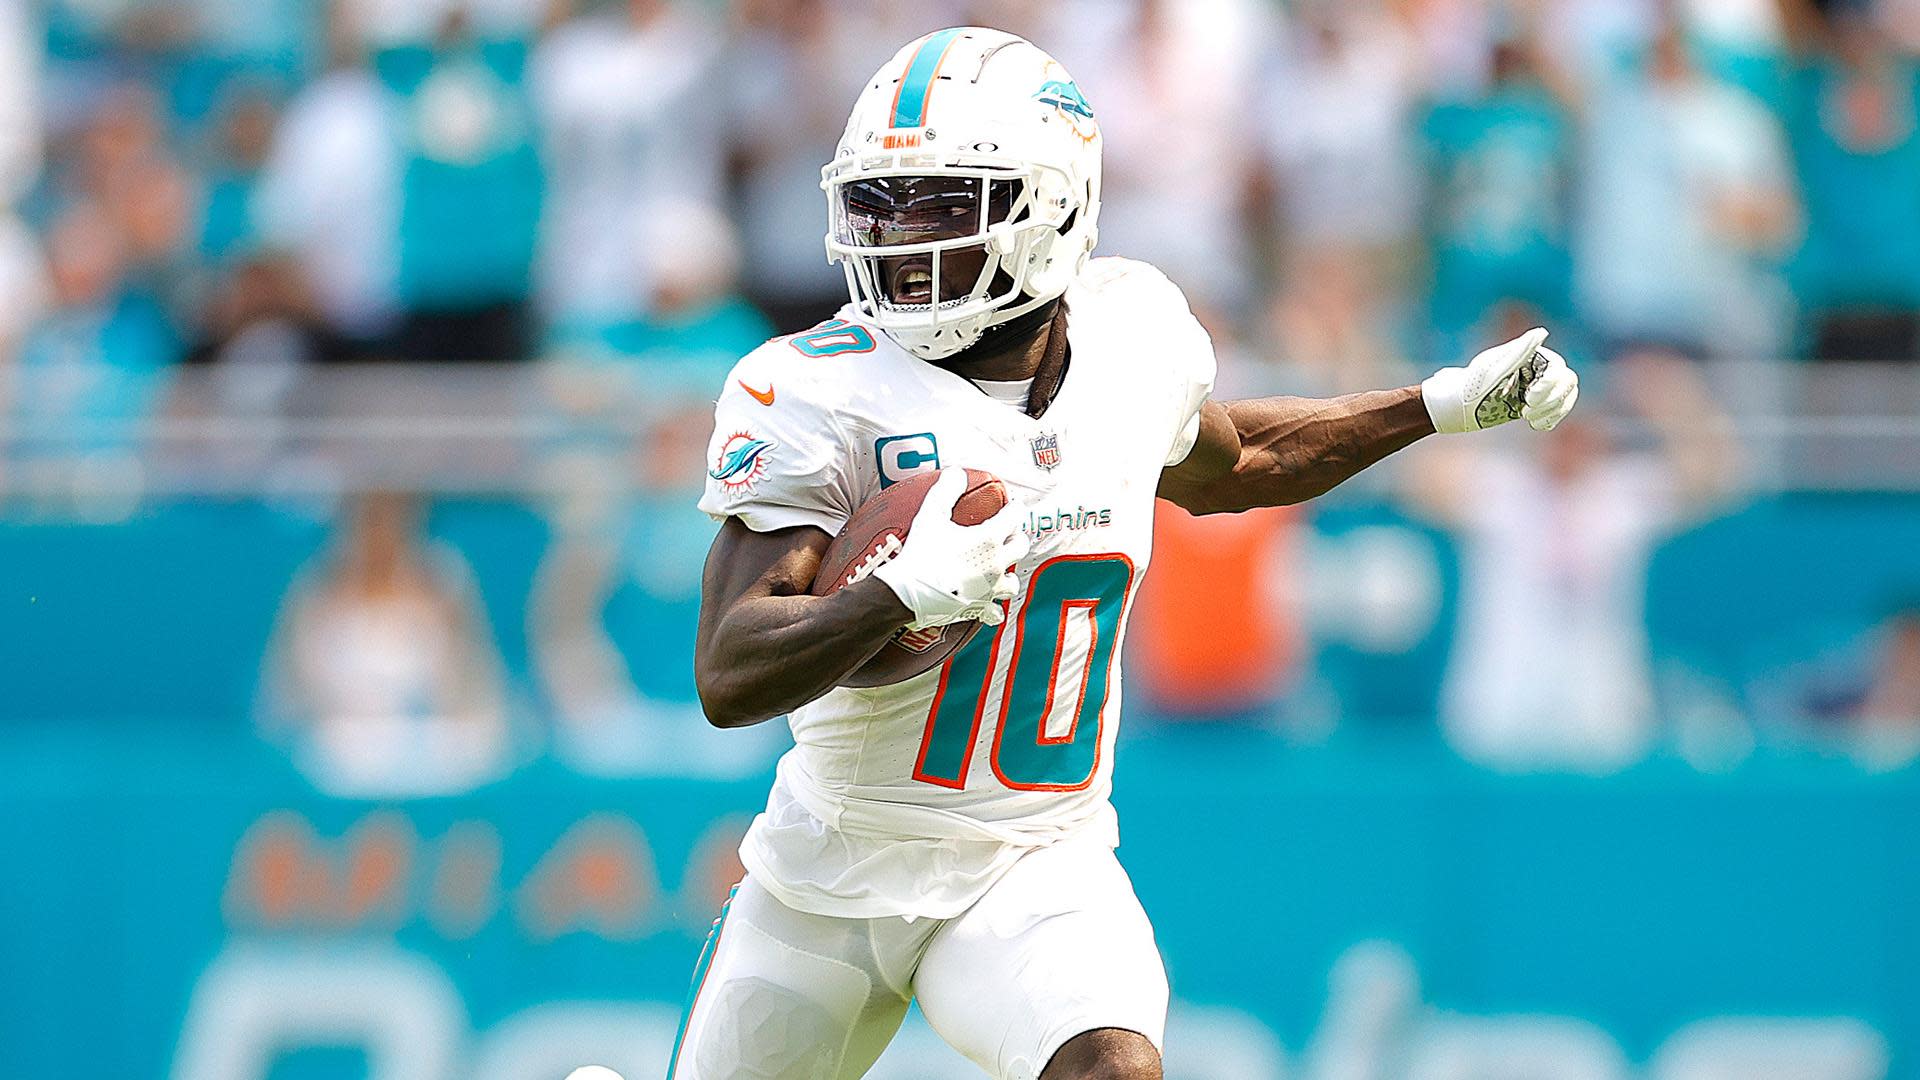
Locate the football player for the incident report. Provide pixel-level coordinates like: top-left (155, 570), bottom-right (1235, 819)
top-left (678, 27), bottom-right (1577, 1080)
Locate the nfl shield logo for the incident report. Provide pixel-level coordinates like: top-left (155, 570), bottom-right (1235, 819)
top-left (1030, 432), bottom-right (1061, 471)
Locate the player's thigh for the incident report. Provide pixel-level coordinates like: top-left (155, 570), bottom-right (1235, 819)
top-left (912, 842), bottom-right (1169, 1080)
top-left (668, 876), bottom-right (933, 1080)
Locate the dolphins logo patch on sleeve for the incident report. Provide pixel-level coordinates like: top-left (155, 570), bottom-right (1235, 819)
top-left (710, 432), bottom-right (774, 494)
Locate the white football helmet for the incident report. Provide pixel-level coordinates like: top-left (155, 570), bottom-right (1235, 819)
top-left (822, 27), bottom-right (1103, 360)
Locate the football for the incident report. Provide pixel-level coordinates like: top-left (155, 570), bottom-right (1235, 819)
top-left (811, 468), bottom-right (1010, 687)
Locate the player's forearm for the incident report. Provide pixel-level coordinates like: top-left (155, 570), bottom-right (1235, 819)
top-left (1164, 388), bottom-right (1433, 515)
top-left (694, 578), bottom-right (912, 728)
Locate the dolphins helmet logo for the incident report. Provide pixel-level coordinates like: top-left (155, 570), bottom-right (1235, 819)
top-left (1033, 68), bottom-right (1098, 142)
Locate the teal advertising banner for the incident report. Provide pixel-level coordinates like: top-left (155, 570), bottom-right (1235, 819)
top-left (2, 727), bottom-right (1909, 1079)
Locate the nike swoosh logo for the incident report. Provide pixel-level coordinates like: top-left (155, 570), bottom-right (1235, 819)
top-left (738, 380), bottom-right (775, 406)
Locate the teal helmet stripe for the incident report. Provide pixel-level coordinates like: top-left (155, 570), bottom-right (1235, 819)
top-left (890, 28), bottom-right (966, 128)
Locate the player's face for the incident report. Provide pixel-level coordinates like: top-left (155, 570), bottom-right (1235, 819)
top-left (836, 175), bottom-right (1018, 307)
top-left (877, 247), bottom-right (989, 307)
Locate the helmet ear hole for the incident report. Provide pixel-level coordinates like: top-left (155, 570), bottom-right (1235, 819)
top-left (1023, 232), bottom-right (1066, 297)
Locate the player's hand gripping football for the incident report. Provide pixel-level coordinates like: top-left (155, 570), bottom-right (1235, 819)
top-left (1421, 327), bottom-right (1580, 434)
top-left (871, 469), bottom-right (1029, 630)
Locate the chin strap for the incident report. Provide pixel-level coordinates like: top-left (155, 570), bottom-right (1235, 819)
top-left (1024, 301), bottom-right (1071, 419)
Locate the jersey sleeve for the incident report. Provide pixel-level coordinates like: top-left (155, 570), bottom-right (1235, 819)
top-left (1131, 264), bottom-right (1219, 466)
top-left (1078, 257), bottom-right (1219, 468)
top-left (696, 345), bottom-right (858, 534)
top-left (1164, 335), bottom-right (1218, 468)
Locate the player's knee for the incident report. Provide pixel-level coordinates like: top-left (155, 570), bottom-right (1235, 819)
top-left (1039, 1028), bottom-right (1162, 1080)
top-left (692, 975), bottom-right (847, 1078)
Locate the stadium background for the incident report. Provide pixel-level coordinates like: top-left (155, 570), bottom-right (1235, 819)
top-left (3, 0), bottom-right (1919, 1076)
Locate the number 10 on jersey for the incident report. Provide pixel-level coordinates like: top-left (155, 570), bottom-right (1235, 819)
top-left (911, 554), bottom-right (1134, 792)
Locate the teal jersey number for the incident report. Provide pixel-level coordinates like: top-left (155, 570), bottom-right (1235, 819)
top-left (789, 319), bottom-right (876, 357)
top-left (912, 554), bottom-right (1135, 791)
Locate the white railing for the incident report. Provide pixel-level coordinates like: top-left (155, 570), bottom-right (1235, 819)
top-left (0, 359), bottom-right (1917, 496)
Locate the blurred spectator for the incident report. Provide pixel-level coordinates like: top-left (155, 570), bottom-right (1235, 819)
top-left (1577, 11), bottom-right (1800, 362)
top-left (40, 1), bottom-right (192, 124)
top-left (1297, 512), bottom-right (1450, 730)
top-left (723, 0), bottom-right (885, 333)
top-left (1888, 0), bottom-right (1920, 52)
top-left (0, 210), bottom-right (47, 356)
top-left (547, 199), bottom-right (773, 398)
top-left (1409, 340), bottom-right (1740, 772)
top-left (184, 0), bottom-right (322, 89)
top-left (259, 491), bottom-right (513, 798)
top-left (376, 9), bottom-right (543, 362)
top-left (1048, 0), bottom-right (1263, 318)
top-left (1257, 1), bottom-right (1422, 279)
top-left (1397, 0), bottom-right (1504, 96)
top-left (7, 201), bottom-right (176, 481)
top-left (1779, 0), bottom-right (1920, 360)
top-left (1542, 0), bottom-right (1662, 84)
top-left (532, 0), bottom-right (725, 324)
top-left (184, 85), bottom-right (327, 387)
top-left (187, 253), bottom-right (324, 370)
top-left (530, 409), bottom-right (786, 778)
top-left (1418, 22), bottom-right (1576, 365)
top-left (253, 6), bottom-right (400, 353)
top-left (1263, 246), bottom-right (1418, 396)
top-left (1681, 0), bottom-right (1793, 105)
top-left (43, 0), bottom-right (310, 127)
top-left (158, 254), bottom-right (314, 486)
top-left (64, 82), bottom-right (198, 316)
top-left (0, 0), bottom-right (40, 204)
top-left (1253, 1), bottom-right (1423, 392)
top-left (196, 78), bottom-right (280, 262)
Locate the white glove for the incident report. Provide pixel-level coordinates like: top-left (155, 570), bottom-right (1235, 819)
top-left (1421, 327), bottom-right (1580, 434)
top-left (871, 469), bottom-right (1029, 630)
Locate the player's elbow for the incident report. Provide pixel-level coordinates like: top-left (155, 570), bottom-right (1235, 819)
top-left (702, 703), bottom-right (767, 730)
top-left (698, 692), bottom-right (766, 730)
top-left (694, 669), bottom-right (752, 728)
top-left (693, 658), bottom-right (775, 729)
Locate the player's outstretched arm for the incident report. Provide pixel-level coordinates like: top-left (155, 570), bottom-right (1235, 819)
top-left (1158, 329), bottom-right (1578, 515)
top-left (693, 519), bottom-right (915, 728)
top-left (1156, 388), bottom-right (1434, 514)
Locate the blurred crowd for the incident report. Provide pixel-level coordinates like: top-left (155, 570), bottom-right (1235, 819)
top-left (12, 0), bottom-right (1920, 385)
top-left (6, 0), bottom-right (1920, 787)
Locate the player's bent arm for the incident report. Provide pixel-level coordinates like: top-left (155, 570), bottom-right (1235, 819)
top-left (693, 518), bottom-right (913, 728)
top-left (1156, 389), bottom-right (1434, 515)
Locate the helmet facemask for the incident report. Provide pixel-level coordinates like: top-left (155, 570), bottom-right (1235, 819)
top-left (823, 159), bottom-right (1079, 360)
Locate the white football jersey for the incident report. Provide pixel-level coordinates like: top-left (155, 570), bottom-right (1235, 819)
top-left (698, 258), bottom-right (1216, 919)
